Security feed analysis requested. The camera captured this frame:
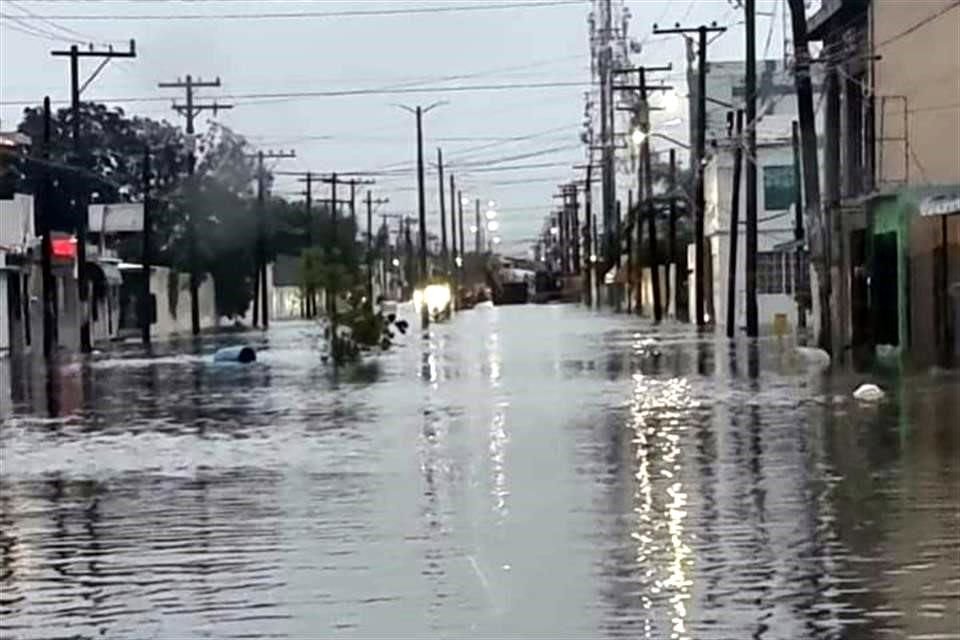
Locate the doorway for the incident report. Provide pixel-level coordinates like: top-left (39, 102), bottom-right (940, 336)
top-left (872, 231), bottom-right (899, 346)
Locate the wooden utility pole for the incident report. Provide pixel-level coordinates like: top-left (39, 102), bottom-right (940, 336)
top-left (53, 40), bottom-right (137, 352)
top-left (792, 120), bottom-right (807, 337)
top-left (667, 148), bottom-right (677, 318)
top-left (437, 148), bottom-right (448, 271)
top-left (786, 0), bottom-right (828, 352)
top-left (366, 191), bottom-right (389, 309)
top-left (745, 0), bottom-right (759, 337)
top-left (457, 190), bottom-right (465, 273)
top-left (449, 174), bottom-right (458, 275)
top-left (252, 150), bottom-right (295, 330)
top-left (158, 73), bottom-right (231, 336)
top-left (727, 110), bottom-right (745, 338)
top-left (654, 22), bottom-right (726, 328)
top-left (474, 198), bottom-right (481, 253)
top-left (141, 145), bottom-right (152, 346)
top-left (40, 96), bottom-right (57, 358)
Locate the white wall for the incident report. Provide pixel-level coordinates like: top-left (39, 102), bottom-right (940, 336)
top-left (700, 140), bottom-right (818, 334)
top-left (0, 270), bottom-right (9, 353)
top-left (0, 194), bottom-right (34, 249)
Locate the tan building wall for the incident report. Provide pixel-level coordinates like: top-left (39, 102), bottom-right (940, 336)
top-left (873, 0), bottom-right (960, 187)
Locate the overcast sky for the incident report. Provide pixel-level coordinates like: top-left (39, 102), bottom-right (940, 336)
top-left (1, 0), bottom-right (787, 255)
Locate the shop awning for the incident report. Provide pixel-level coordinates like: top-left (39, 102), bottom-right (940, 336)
top-left (919, 193), bottom-right (960, 217)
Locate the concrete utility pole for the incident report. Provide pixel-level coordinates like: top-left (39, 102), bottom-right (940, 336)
top-left (745, 0), bottom-right (759, 337)
top-left (598, 0), bottom-right (616, 269)
top-left (727, 110), bottom-right (745, 338)
top-left (53, 40), bottom-right (137, 352)
top-left (653, 22), bottom-right (726, 328)
top-left (158, 73), bottom-right (231, 336)
top-left (786, 0), bottom-right (828, 352)
top-left (253, 149), bottom-right (295, 330)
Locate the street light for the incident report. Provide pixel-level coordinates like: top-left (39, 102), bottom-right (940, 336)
top-left (487, 220), bottom-right (500, 232)
top-left (485, 209), bottom-right (497, 220)
top-left (393, 100), bottom-right (447, 329)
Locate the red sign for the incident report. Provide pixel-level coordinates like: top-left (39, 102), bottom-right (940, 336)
top-left (52, 237), bottom-right (77, 260)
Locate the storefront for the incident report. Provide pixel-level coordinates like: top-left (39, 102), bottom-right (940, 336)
top-left (866, 187), bottom-right (960, 366)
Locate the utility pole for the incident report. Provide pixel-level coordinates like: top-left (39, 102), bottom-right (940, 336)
top-left (791, 120), bottom-right (807, 337)
top-left (654, 22), bottom-right (726, 328)
top-left (40, 96), bottom-right (57, 358)
top-left (667, 148), bottom-right (677, 318)
top-left (158, 73), bottom-right (232, 336)
top-left (141, 145), bottom-right (152, 346)
top-left (457, 191), bottom-right (466, 275)
top-left (786, 0), bottom-right (828, 352)
top-left (475, 198), bottom-right (481, 254)
top-left (579, 162), bottom-right (594, 306)
top-left (304, 171), bottom-right (315, 317)
top-left (727, 110), bottom-right (745, 338)
top-left (52, 40), bottom-right (137, 352)
top-left (599, 0), bottom-right (615, 270)
top-left (252, 149), bottom-right (295, 330)
top-left (613, 63), bottom-right (672, 316)
top-left (570, 185), bottom-right (581, 275)
top-left (366, 191), bottom-right (389, 309)
top-left (437, 148), bottom-right (449, 272)
top-left (349, 179), bottom-right (358, 234)
top-left (745, 0), bottom-right (759, 337)
top-left (449, 174), bottom-right (458, 275)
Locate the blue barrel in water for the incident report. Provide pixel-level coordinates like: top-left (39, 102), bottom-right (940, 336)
top-left (213, 345), bottom-right (257, 363)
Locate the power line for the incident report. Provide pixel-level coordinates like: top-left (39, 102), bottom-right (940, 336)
top-left (16, 1), bottom-right (585, 21)
top-left (5, 0), bottom-right (101, 42)
top-left (875, 1), bottom-right (959, 49)
top-left (0, 79), bottom-right (593, 107)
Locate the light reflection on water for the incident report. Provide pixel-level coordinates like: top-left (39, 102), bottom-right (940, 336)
top-left (1, 309), bottom-right (958, 639)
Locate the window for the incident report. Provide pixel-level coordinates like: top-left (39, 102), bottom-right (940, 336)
top-left (763, 165), bottom-right (795, 211)
top-left (757, 251), bottom-right (786, 294)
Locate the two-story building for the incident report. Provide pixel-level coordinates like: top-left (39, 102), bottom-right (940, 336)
top-left (809, 0), bottom-right (960, 366)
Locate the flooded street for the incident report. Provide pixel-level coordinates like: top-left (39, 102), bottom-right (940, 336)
top-left (1, 305), bottom-right (958, 639)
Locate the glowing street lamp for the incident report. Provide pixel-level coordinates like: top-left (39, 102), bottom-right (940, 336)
top-left (492, 236), bottom-right (501, 245)
top-left (485, 209), bottom-right (497, 220)
top-left (487, 220), bottom-right (500, 232)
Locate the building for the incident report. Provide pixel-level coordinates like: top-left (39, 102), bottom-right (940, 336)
top-left (117, 263), bottom-right (218, 339)
top-left (1, 193), bottom-right (35, 355)
top-left (681, 59), bottom-right (822, 335)
top-left (809, 0), bottom-right (960, 366)
top-left (701, 116), bottom-right (813, 333)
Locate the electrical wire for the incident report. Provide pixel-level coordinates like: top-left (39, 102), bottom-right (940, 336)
top-left (19, 1), bottom-right (586, 21)
top-left (1, 12), bottom-right (82, 43)
top-left (875, 1), bottom-right (959, 50)
top-left (0, 80), bottom-right (594, 107)
top-left (5, 0), bottom-right (102, 43)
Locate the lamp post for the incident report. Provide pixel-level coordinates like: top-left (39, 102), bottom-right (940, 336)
top-left (394, 101), bottom-right (447, 329)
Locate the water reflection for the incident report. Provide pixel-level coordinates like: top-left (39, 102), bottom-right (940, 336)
top-left (1, 312), bottom-right (957, 639)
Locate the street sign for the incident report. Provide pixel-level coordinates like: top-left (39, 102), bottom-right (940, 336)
top-left (88, 203), bottom-right (144, 233)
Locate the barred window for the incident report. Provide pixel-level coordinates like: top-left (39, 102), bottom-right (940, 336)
top-left (757, 251), bottom-right (786, 294)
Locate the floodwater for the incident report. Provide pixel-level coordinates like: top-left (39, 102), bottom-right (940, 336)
top-left (1, 305), bottom-right (958, 639)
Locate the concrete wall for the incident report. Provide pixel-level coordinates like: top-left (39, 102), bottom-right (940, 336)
top-left (701, 141), bottom-right (817, 335)
top-left (0, 270), bottom-right (8, 353)
top-left (873, 0), bottom-right (960, 186)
